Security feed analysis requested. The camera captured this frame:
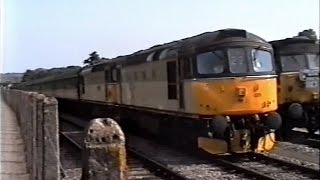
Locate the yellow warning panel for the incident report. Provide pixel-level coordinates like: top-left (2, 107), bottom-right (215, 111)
top-left (198, 137), bottom-right (228, 154)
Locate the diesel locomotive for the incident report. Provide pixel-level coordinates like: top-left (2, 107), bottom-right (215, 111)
top-left (270, 30), bottom-right (319, 137)
top-left (16, 29), bottom-right (282, 154)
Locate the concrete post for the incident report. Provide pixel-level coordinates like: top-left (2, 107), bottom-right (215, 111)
top-left (81, 118), bottom-right (127, 180)
top-left (26, 92), bottom-right (37, 178)
top-left (35, 94), bottom-right (45, 180)
top-left (43, 97), bottom-right (60, 180)
top-left (1, 90), bottom-right (61, 180)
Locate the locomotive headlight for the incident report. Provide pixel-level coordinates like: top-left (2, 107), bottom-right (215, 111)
top-left (305, 79), bottom-right (319, 89)
top-left (299, 74), bottom-right (306, 81)
top-left (237, 87), bottom-right (246, 96)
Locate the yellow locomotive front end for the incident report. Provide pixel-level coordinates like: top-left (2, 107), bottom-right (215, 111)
top-left (278, 70), bottom-right (319, 106)
top-left (181, 30), bottom-right (281, 154)
top-left (191, 77), bottom-right (277, 116)
top-left (271, 33), bottom-right (319, 137)
top-left (194, 78), bottom-right (280, 154)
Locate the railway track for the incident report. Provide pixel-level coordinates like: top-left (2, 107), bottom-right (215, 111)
top-left (212, 153), bottom-right (319, 180)
top-left (129, 135), bottom-right (319, 180)
top-left (283, 130), bottom-right (320, 149)
top-left (59, 131), bottom-right (82, 179)
top-left (60, 113), bottom-right (320, 179)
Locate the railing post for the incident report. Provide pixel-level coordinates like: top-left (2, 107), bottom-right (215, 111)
top-left (1, 90), bottom-right (60, 180)
top-left (35, 94), bottom-right (45, 180)
top-left (43, 97), bottom-right (60, 180)
top-left (81, 118), bottom-right (127, 180)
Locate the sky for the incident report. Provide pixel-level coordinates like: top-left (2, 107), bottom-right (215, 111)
top-left (1, 0), bottom-right (319, 73)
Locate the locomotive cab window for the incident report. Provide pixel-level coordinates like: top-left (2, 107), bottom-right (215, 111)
top-left (196, 50), bottom-right (225, 74)
top-left (252, 49), bottom-right (273, 72)
top-left (228, 48), bottom-right (248, 73)
top-left (280, 55), bottom-right (308, 72)
top-left (194, 47), bottom-right (274, 77)
top-left (306, 54), bottom-right (319, 69)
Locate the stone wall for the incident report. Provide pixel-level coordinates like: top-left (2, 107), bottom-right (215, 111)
top-left (1, 89), bottom-right (60, 180)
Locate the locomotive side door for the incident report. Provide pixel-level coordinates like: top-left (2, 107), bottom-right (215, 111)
top-left (178, 57), bottom-right (188, 109)
top-left (166, 60), bottom-right (179, 109)
top-left (78, 72), bottom-right (85, 100)
top-left (104, 67), bottom-right (110, 101)
top-left (111, 66), bottom-right (121, 104)
top-left (105, 65), bottom-right (121, 103)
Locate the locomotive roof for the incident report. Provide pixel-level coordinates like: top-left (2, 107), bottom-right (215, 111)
top-left (20, 29), bottom-right (270, 85)
top-left (270, 36), bottom-right (318, 47)
top-left (84, 28), bottom-right (269, 70)
top-left (127, 28), bottom-right (267, 55)
top-left (270, 36), bottom-right (319, 55)
top-left (22, 67), bottom-right (80, 85)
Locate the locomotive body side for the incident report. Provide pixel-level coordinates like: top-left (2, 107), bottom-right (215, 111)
top-left (15, 73), bottom-right (79, 100)
top-left (120, 58), bottom-right (180, 110)
top-left (80, 70), bottom-right (106, 102)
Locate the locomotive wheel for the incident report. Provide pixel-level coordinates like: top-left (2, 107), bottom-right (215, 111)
top-left (210, 116), bottom-right (228, 139)
top-left (264, 112), bottom-right (282, 130)
top-left (287, 103), bottom-right (303, 119)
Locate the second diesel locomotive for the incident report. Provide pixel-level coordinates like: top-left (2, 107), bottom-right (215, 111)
top-left (270, 30), bottom-right (319, 137)
top-left (16, 29), bottom-right (282, 154)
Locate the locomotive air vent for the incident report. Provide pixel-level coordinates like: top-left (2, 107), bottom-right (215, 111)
top-left (146, 50), bottom-right (162, 62)
top-left (146, 52), bottom-right (156, 62)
